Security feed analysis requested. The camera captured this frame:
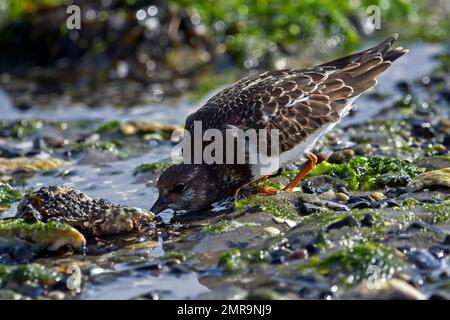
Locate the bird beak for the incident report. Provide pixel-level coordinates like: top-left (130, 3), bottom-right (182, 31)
top-left (150, 196), bottom-right (168, 214)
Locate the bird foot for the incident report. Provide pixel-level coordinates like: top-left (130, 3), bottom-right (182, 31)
top-left (256, 186), bottom-right (278, 195)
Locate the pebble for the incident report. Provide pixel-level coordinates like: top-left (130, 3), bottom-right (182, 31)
top-left (349, 200), bottom-right (371, 209)
top-left (284, 219), bottom-right (297, 228)
top-left (287, 249), bottom-right (308, 261)
top-left (264, 227), bottom-right (281, 236)
top-left (320, 189), bottom-right (335, 199)
top-left (48, 290), bottom-right (65, 300)
top-left (428, 245), bottom-right (447, 259)
top-left (326, 216), bottom-right (358, 232)
top-left (272, 217), bottom-right (285, 224)
top-left (368, 191), bottom-right (386, 201)
top-left (336, 192), bottom-right (349, 202)
top-left (343, 278), bottom-right (425, 300)
top-left (323, 200), bottom-right (350, 211)
top-left (406, 249), bottom-right (441, 270)
top-left (337, 186), bottom-right (350, 196)
top-left (371, 201), bottom-right (388, 209)
top-left (443, 235), bottom-right (450, 245)
top-left (327, 149), bottom-right (355, 164)
top-left (361, 214), bottom-right (374, 227)
top-left (297, 203), bottom-right (326, 215)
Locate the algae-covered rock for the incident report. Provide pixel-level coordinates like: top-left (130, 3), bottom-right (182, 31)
top-left (16, 186), bottom-right (155, 236)
top-left (0, 263), bottom-right (63, 298)
top-left (0, 219), bottom-right (86, 251)
top-left (406, 168), bottom-right (450, 192)
top-left (0, 158), bottom-right (68, 174)
top-left (307, 157), bottom-right (422, 191)
top-left (296, 242), bottom-right (404, 287)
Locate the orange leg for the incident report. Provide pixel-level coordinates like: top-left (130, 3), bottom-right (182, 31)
top-left (283, 153), bottom-right (318, 192)
top-left (255, 176), bottom-right (278, 195)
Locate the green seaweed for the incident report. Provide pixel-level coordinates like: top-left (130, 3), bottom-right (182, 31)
top-left (69, 140), bottom-right (129, 159)
top-left (234, 195), bottom-right (297, 219)
top-left (0, 182), bottom-right (22, 211)
top-left (202, 221), bottom-right (234, 234)
top-left (218, 249), bottom-right (244, 273)
top-left (297, 242), bottom-right (404, 287)
top-left (164, 251), bottom-right (195, 262)
top-left (133, 160), bottom-right (172, 176)
top-left (307, 156), bottom-right (422, 191)
top-left (96, 120), bottom-right (121, 134)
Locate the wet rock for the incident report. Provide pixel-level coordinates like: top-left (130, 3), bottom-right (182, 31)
top-left (428, 245), bottom-right (447, 259)
top-left (48, 290), bottom-right (65, 300)
top-left (443, 235), bottom-right (450, 245)
top-left (336, 192), bottom-right (349, 202)
top-left (297, 203), bottom-right (326, 215)
top-left (301, 176), bottom-right (345, 194)
top-left (443, 135), bottom-right (450, 148)
top-left (411, 121), bottom-right (436, 139)
top-left (361, 214), bottom-right (374, 227)
top-left (270, 248), bottom-right (291, 264)
top-left (371, 201), bottom-right (388, 209)
top-left (349, 199), bottom-right (371, 209)
top-left (376, 173), bottom-right (411, 188)
top-left (287, 249), bottom-right (308, 261)
top-left (415, 156), bottom-right (450, 171)
top-left (322, 200), bottom-right (350, 211)
top-left (406, 168), bottom-right (450, 192)
top-left (368, 191), bottom-right (386, 201)
top-left (327, 149), bottom-right (355, 164)
top-left (0, 263), bottom-right (63, 298)
top-left (196, 286), bottom-right (247, 300)
top-left (0, 219), bottom-right (85, 252)
top-left (385, 199), bottom-right (401, 207)
top-left (320, 190), bottom-right (335, 200)
top-left (326, 216), bottom-right (358, 232)
top-left (406, 249), bottom-right (441, 270)
top-left (264, 227), bottom-right (281, 237)
top-left (341, 278), bottom-right (425, 300)
top-left (407, 221), bottom-right (446, 236)
top-left (16, 186), bottom-right (155, 237)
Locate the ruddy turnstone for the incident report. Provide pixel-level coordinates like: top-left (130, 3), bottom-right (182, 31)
top-left (151, 34), bottom-right (408, 213)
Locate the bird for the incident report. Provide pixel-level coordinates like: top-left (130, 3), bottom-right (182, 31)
top-left (151, 34), bottom-right (408, 214)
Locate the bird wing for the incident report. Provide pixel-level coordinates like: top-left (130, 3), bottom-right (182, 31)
top-left (185, 34), bottom-right (408, 153)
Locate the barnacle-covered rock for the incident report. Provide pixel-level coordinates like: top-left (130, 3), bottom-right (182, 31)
top-left (0, 219), bottom-right (86, 251)
top-left (16, 186), bottom-right (155, 236)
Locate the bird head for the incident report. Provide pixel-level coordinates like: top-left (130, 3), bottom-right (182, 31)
top-left (151, 164), bottom-right (218, 213)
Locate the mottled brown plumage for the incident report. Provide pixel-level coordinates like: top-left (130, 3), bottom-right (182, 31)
top-left (151, 34), bottom-right (408, 213)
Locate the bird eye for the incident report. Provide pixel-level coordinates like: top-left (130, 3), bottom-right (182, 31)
top-left (173, 183), bottom-right (187, 193)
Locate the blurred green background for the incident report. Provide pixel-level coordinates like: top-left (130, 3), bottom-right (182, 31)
top-left (0, 0), bottom-right (449, 102)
